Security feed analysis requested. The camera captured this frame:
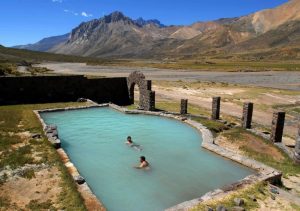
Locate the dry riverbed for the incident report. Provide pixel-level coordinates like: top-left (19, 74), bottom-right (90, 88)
top-left (37, 62), bottom-right (300, 91)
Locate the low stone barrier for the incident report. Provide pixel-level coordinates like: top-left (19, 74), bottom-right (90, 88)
top-left (34, 105), bottom-right (107, 211)
top-left (166, 119), bottom-right (282, 211)
top-left (35, 103), bottom-right (282, 211)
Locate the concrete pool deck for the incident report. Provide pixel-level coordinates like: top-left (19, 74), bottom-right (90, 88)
top-left (34, 103), bottom-right (282, 211)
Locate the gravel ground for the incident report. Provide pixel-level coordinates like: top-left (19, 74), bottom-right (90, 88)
top-left (38, 62), bottom-right (300, 91)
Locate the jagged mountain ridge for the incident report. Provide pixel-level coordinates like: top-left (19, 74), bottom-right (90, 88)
top-left (50, 11), bottom-right (180, 57)
top-left (14, 0), bottom-right (300, 59)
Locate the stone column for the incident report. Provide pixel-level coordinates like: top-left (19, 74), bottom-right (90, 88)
top-left (294, 125), bottom-right (300, 164)
top-left (270, 112), bottom-right (285, 143)
top-left (180, 99), bottom-right (188, 115)
top-left (144, 90), bottom-right (155, 111)
top-left (211, 97), bottom-right (221, 120)
top-left (242, 102), bottom-right (254, 129)
top-left (146, 80), bottom-right (152, 91)
top-left (149, 91), bottom-right (155, 111)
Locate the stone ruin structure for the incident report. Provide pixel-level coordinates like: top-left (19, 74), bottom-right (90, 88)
top-left (180, 99), bottom-right (188, 115)
top-left (242, 102), bottom-right (254, 129)
top-left (270, 112), bottom-right (286, 143)
top-left (211, 97), bottom-right (221, 120)
top-left (127, 71), bottom-right (155, 111)
top-left (0, 72), bottom-right (157, 111)
top-left (294, 125), bottom-right (300, 164)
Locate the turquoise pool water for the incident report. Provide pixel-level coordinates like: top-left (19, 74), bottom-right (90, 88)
top-left (41, 107), bottom-right (253, 211)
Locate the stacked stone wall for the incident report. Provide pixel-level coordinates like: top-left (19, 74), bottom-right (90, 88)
top-left (0, 75), bottom-right (130, 106)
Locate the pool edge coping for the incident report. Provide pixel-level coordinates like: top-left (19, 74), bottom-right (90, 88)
top-left (34, 104), bottom-right (107, 211)
top-left (34, 103), bottom-right (282, 211)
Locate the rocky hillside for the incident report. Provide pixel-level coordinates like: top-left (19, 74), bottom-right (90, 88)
top-left (14, 0), bottom-right (300, 59)
top-left (50, 11), bottom-right (178, 57)
top-left (14, 34), bottom-right (69, 52)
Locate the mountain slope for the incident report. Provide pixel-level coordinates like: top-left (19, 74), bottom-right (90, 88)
top-left (230, 21), bottom-right (300, 51)
top-left (222, 20), bottom-right (300, 60)
top-left (13, 34), bottom-right (69, 52)
top-left (13, 0), bottom-right (300, 59)
top-left (216, 0), bottom-right (300, 34)
top-left (50, 11), bottom-right (181, 57)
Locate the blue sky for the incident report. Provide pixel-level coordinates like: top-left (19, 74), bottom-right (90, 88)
top-left (0, 0), bottom-right (288, 47)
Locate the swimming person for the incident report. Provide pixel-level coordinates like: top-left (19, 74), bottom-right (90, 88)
top-left (125, 136), bottom-right (142, 151)
top-left (125, 136), bottom-right (133, 145)
top-left (134, 156), bottom-right (149, 169)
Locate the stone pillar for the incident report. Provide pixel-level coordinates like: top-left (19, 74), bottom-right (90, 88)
top-left (180, 99), bottom-right (188, 115)
top-left (270, 112), bottom-right (285, 143)
top-left (242, 102), bottom-right (254, 129)
top-left (143, 90), bottom-right (155, 111)
top-left (294, 125), bottom-right (300, 164)
top-left (146, 80), bottom-right (152, 91)
top-left (211, 97), bottom-right (221, 120)
top-left (149, 91), bottom-right (155, 111)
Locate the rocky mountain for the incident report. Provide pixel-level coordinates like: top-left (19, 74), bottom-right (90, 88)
top-left (134, 18), bottom-right (165, 28)
top-left (13, 33), bottom-right (69, 52)
top-left (224, 0), bottom-right (300, 35)
top-left (50, 11), bottom-right (185, 57)
top-left (14, 0), bottom-right (300, 59)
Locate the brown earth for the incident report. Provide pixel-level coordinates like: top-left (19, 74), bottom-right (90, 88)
top-left (0, 167), bottom-right (62, 210)
top-left (255, 177), bottom-right (300, 211)
top-left (154, 84), bottom-right (300, 138)
top-left (215, 135), bottom-right (285, 162)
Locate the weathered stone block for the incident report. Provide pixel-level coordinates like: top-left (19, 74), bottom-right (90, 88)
top-left (216, 205), bottom-right (227, 211)
top-left (232, 207), bottom-right (245, 211)
top-left (242, 102), bottom-right (253, 129)
top-left (294, 125), bottom-right (300, 164)
top-left (146, 80), bottom-right (152, 91)
top-left (270, 112), bottom-right (285, 143)
top-left (74, 175), bottom-right (85, 185)
top-left (233, 198), bottom-right (244, 206)
top-left (180, 99), bottom-right (188, 115)
top-left (212, 97), bottom-right (221, 120)
top-left (148, 91), bottom-right (156, 111)
top-left (31, 133), bottom-right (41, 139)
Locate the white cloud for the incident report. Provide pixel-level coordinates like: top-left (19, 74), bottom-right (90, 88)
top-left (64, 9), bottom-right (79, 16)
top-left (81, 12), bottom-right (93, 17)
top-left (52, 0), bottom-right (63, 3)
top-left (64, 9), bottom-right (92, 17)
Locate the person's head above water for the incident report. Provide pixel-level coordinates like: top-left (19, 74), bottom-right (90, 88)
top-left (127, 136), bottom-right (132, 143)
top-left (136, 156), bottom-right (149, 169)
top-left (140, 156), bottom-right (146, 162)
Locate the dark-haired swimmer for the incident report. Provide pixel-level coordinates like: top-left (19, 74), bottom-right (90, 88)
top-left (134, 156), bottom-right (149, 169)
top-left (125, 136), bottom-right (142, 151)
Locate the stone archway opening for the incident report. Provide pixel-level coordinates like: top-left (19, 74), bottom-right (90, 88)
top-left (129, 82), bottom-right (141, 108)
top-left (127, 71), bottom-right (155, 111)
